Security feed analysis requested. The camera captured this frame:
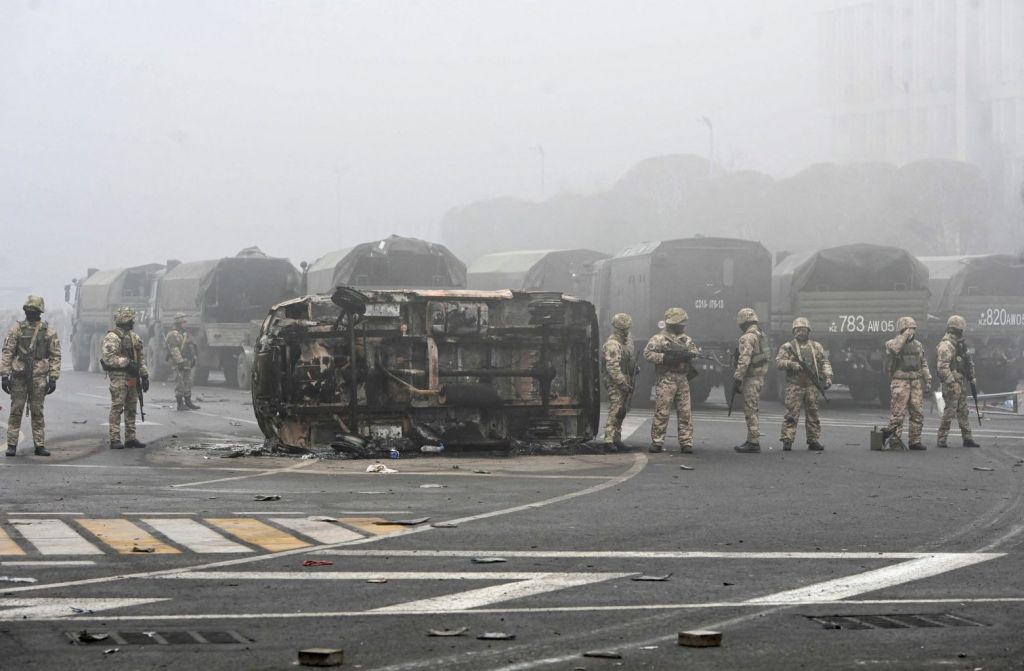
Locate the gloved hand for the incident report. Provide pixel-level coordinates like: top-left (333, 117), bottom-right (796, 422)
top-left (732, 379), bottom-right (743, 396)
top-left (1, 376), bottom-right (9, 394)
top-left (787, 361), bottom-right (802, 372)
top-left (823, 378), bottom-right (832, 390)
top-left (126, 362), bottom-right (140, 376)
top-left (45, 378), bottom-right (56, 395)
top-left (141, 376), bottom-right (150, 393)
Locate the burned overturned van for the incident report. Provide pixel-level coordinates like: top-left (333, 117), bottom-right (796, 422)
top-left (252, 287), bottom-right (600, 453)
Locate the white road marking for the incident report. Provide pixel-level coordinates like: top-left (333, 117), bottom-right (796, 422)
top-left (5, 512), bottom-right (84, 516)
top-left (192, 410), bottom-right (259, 425)
top-left (158, 571), bottom-right (582, 581)
top-left (617, 415), bottom-right (648, 438)
top-left (74, 393), bottom-right (108, 400)
top-left (269, 518), bottom-right (364, 544)
top-left (171, 459), bottom-right (319, 488)
top-left (8, 519), bottom-right (103, 555)
top-left (317, 549), bottom-right (950, 560)
top-left (0, 561), bottom-right (95, 566)
top-left (142, 518), bottom-right (252, 554)
top-left (100, 421), bottom-right (162, 427)
top-left (0, 598), bottom-right (168, 621)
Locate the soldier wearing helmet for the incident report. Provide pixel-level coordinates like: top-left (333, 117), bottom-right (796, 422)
top-left (935, 314), bottom-right (979, 448)
top-left (0, 295), bottom-right (61, 457)
top-left (601, 313), bottom-right (637, 450)
top-left (100, 306), bottom-right (149, 450)
top-left (775, 317), bottom-right (833, 451)
top-left (642, 307), bottom-right (700, 453)
top-left (165, 312), bottom-right (200, 412)
top-left (881, 315), bottom-right (932, 450)
top-left (733, 307), bottom-right (770, 453)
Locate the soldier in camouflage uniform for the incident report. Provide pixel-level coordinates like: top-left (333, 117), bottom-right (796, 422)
top-left (166, 313), bottom-right (200, 412)
top-left (602, 313), bottom-right (637, 449)
top-left (101, 306), bottom-right (150, 449)
top-left (935, 315), bottom-right (980, 448)
top-left (776, 317), bottom-right (833, 451)
top-left (643, 307), bottom-right (700, 453)
top-left (733, 307), bottom-right (770, 453)
top-left (882, 316), bottom-right (932, 450)
top-left (0, 296), bottom-right (61, 456)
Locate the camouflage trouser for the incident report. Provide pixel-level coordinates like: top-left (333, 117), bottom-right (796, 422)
top-left (937, 378), bottom-right (972, 444)
top-left (781, 382), bottom-right (820, 444)
top-left (6, 376), bottom-right (48, 447)
top-left (108, 375), bottom-right (140, 442)
top-left (740, 368), bottom-right (767, 443)
top-left (174, 365), bottom-right (194, 397)
top-left (887, 378), bottom-right (925, 445)
top-left (651, 372), bottom-right (692, 448)
top-left (603, 383), bottom-right (632, 443)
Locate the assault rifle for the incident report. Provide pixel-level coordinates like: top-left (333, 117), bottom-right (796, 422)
top-left (128, 336), bottom-right (146, 423)
top-left (727, 347), bottom-right (740, 416)
top-left (790, 349), bottom-right (829, 405)
top-left (958, 340), bottom-right (982, 427)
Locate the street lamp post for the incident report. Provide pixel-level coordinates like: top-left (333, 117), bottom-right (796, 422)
top-left (700, 116), bottom-right (714, 180)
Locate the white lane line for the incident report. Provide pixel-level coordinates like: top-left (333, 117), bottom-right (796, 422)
top-left (619, 416), bottom-right (648, 441)
top-left (0, 598), bottom-right (168, 621)
top-left (192, 410), bottom-right (259, 425)
top-left (74, 393), bottom-right (108, 400)
top-left (232, 512), bottom-right (308, 515)
top-left (269, 518), bottom-right (364, 544)
top-left (158, 572), bottom-right (571, 581)
top-left (100, 421), bottom-right (162, 427)
top-left (4, 512), bottom-right (84, 516)
top-left (744, 552), bottom-right (1002, 604)
top-left (142, 519), bottom-right (252, 554)
top-left (317, 549), bottom-right (946, 560)
top-left (0, 561), bottom-right (96, 566)
top-left (8, 519), bottom-right (103, 555)
top-left (171, 459), bottom-right (319, 488)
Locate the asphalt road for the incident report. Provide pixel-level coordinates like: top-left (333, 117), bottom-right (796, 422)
top-left (1, 371), bottom-right (1023, 670)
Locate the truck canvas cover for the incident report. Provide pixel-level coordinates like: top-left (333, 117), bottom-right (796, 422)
top-left (924, 254), bottom-right (1024, 332)
top-left (159, 255), bottom-right (300, 323)
top-left (467, 249), bottom-right (608, 298)
top-left (305, 235), bottom-right (466, 294)
top-left (76, 264), bottom-right (163, 315)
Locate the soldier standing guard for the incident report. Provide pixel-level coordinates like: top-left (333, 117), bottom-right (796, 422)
top-left (881, 316), bottom-right (932, 450)
top-left (733, 307), bottom-right (770, 453)
top-left (0, 296), bottom-right (61, 456)
top-left (643, 308), bottom-right (700, 454)
top-left (776, 317), bottom-right (832, 451)
top-left (602, 313), bottom-right (637, 450)
top-left (166, 313), bottom-right (200, 411)
top-left (101, 306), bottom-right (149, 450)
top-left (936, 315), bottom-right (980, 448)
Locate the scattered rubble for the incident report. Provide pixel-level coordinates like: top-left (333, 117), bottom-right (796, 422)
top-left (428, 627), bottom-right (468, 637)
top-left (297, 647), bottom-right (344, 667)
top-left (678, 630), bottom-right (722, 647)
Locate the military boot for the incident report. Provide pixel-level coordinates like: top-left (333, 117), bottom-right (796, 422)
top-left (5, 445), bottom-right (16, 457)
top-left (781, 441), bottom-right (792, 451)
top-left (936, 440), bottom-right (948, 448)
top-left (110, 440), bottom-right (125, 450)
top-left (807, 442), bottom-right (824, 452)
top-left (125, 438), bottom-right (147, 449)
top-left (734, 441), bottom-right (761, 453)
top-left (648, 444), bottom-right (664, 453)
top-left (34, 446), bottom-right (50, 456)
top-left (184, 396), bottom-right (201, 410)
top-left (908, 443), bottom-right (927, 451)
top-left (613, 439), bottom-right (628, 452)
top-left (962, 438), bottom-right (980, 448)
top-left (176, 396), bottom-right (185, 411)
top-left (679, 445), bottom-right (693, 454)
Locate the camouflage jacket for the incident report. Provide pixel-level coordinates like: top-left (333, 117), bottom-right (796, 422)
top-left (936, 334), bottom-right (971, 385)
top-left (165, 329), bottom-right (197, 367)
top-left (0, 320), bottom-right (62, 379)
top-left (602, 333), bottom-right (636, 389)
top-left (101, 327), bottom-right (149, 378)
top-left (643, 330), bottom-right (699, 377)
top-left (776, 339), bottom-right (832, 386)
top-left (734, 324), bottom-right (769, 381)
top-left (884, 331), bottom-right (931, 383)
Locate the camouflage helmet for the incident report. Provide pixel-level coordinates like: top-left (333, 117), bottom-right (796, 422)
top-left (664, 307), bottom-right (688, 325)
top-left (174, 312), bottom-right (188, 324)
top-left (114, 306), bottom-right (136, 325)
top-left (791, 317), bottom-right (810, 332)
top-left (737, 307), bottom-right (759, 326)
top-left (946, 315), bottom-right (967, 331)
top-left (896, 316), bottom-right (917, 332)
top-left (611, 313), bottom-right (632, 330)
top-left (23, 295), bottom-right (45, 313)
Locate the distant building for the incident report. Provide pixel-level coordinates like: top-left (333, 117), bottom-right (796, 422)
top-left (819, 0), bottom-right (1024, 209)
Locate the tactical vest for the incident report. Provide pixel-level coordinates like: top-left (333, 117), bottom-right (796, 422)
top-left (941, 334), bottom-right (967, 375)
top-left (786, 340), bottom-right (819, 380)
top-left (891, 341), bottom-right (923, 373)
top-left (100, 330), bottom-right (135, 372)
top-left (749, 330), bottom-right (769, 367)
top-left (15, 322), bottom-right (48, 361)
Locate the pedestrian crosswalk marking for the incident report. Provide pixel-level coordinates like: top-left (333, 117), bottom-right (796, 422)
top-left (206, 518), bottom-right (311, 552)
top-left (142, 518), bottom-right (253, 554)
top-left (9, 519), bottom-right (103, 556)
top-left (76, 519), bottom-right (180, 555)
top-left (270, 518), bottom-right (363, 544)
top-left (337, 517), bottom-right (407, 536)
top-left (0, 528), bottom-right (26, 556)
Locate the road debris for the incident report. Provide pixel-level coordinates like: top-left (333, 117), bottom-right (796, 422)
top-left (583, 650), bottom-right (622, 659)
top-left (0, 576), bottom-right (37, 583)
top-left (477, 632), bottom-right (515, 640)
top-left (431, 522), bottom-right (459, 529)
top-left (473, 469), bottom-right (491, 475)
top-left (419, 484), bottom-right (445, 489)
top-left (297, 647), bottom-right (344, 667)
top-left (973, 466), bottom-right (994, 472)
top-left (428, 627), bottom-right (469, 637)
top-left (71, 420), bottom-right (88, 424)
top-left (302, 560), bottom-right (334, 567)
top-left (222, 450), bottom-right (246, 458)
top-left (374, 517), bottom-right (429, 526)
top-left (70, 606), bottom-right (93, 614)
top-left (365, 578), bottom-right (388, 584)
top-left (103, 648), bottom-right (120, 655)
top-left (366, 464), bottom-right (398, 474)
top-left (471, 557), bottom-right (506, 564)
top-left (131, 545), bottom-right (155, 553)
top-left (74, 631), bottom-right (109, 643)
top-left (678, 630), bottom-right (722, 647)
top-left (229, 420), bottom-right (243, 427)
top-left (631, 573), bottom-right (671, 582)
top-left (254, 495), bottom-right (281, 501)
top-left (309, 516), bottom-right (338, 523)
top-left (679, 464), bottom-right (694, 471)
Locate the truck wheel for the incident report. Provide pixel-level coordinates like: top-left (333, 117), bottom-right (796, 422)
top-left (236, 351), bottom-right (253, 391)
top-left (848, 381), bottom-right (878, 404)
top-left (690, 376), bottom-right (713, 405)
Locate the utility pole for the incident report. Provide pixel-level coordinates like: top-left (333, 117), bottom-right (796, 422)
top-left (701, 116), bottom-right (714, 180)
top-left (535, 144), bottom-right (546, 199)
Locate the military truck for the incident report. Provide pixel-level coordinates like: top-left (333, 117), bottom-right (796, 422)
top-left (252, 287), bottom-right (600, 452)
top-left (920, 254), bottom-right (1024, 392)
top-left (467, 249), bottom-right (609, 302)
top-left (304, 235), bottom-right (466, 294)
top-left (771, 243), bottom-right (930, 404)
top-left (65, 264), bottom-right (164, 372)
top-left (147, 249), bottom-right (301, 388)
top-left (593, 237), bottom-right (772, 405)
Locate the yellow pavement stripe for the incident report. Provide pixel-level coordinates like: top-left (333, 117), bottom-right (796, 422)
top-left (77, 519), bottom-right (180, 555)
top-left (0, 527), bottom-right (26, 555)
top-left (206, 518), bottom-right (311, 552)
top-left (337, 517), bottom-right (407, 536)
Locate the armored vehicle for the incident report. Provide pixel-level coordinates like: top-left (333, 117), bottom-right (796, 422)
top-left (467, 249), bottom-right (608, 302)
top-left (65, 264), bottom-right (163, 372)
top-left (920, 254), bottom-right (1024, 392)
top-left (595, 237), bottom-right (772, 405)
top-left (304, 235), bottom-right (466, 294)
top-left (252, 287), bottom-right (600, 452)
top-left (147, 249), bottom-right (301, 388)
top-left (771, 243), bottom-right (930, 404)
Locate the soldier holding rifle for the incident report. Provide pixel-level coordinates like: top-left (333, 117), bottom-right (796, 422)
top-left (935, 315), bottom-right (981, 448)
top-left (101, 306), bottom-right (149, 450)
top-left (775, 317), bottom-right (832, 452)
top-left (643, 308), bottom-right (700, 454)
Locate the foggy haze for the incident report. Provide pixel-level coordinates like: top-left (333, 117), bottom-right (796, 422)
top-left (0, 0), bottom-right (821, 308)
